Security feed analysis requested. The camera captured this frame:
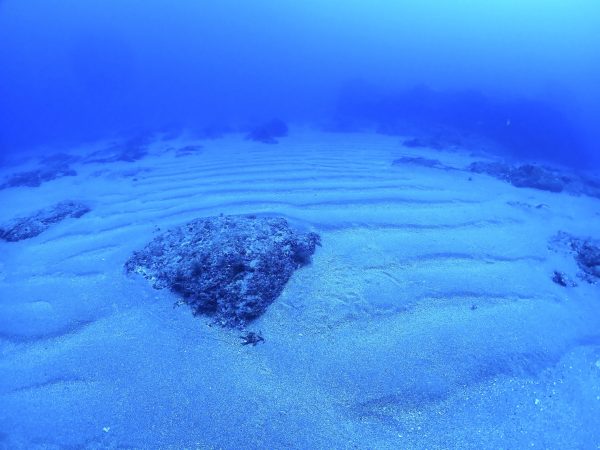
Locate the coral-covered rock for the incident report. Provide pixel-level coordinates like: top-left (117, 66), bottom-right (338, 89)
top-left (125, 215), bottom-right (320, 327)
top-left (0, 201), bottom-right (90, 242)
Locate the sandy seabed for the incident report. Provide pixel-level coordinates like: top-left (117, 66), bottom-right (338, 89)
top-left (0, 131), bottom-right (599, 449)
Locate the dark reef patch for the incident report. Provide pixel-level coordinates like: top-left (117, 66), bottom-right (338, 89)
top-left (246, 119), bottom-right (289, 144)
top-left (401, 132), bottom-right (463, 151)
top-left (125, 215), bottom-right (320, 328)
top-left (550, 232), bottom-right (600, 283)
top-left (0, 165), bottom-right (77, 190)
top-left (469, 161), bottom-right (600, 198)
top-left (469, 161), bottom-right (567, 193)
top-left (175, 145), bottom-right (203, 158)
top-left (392, 156), bottom-right (452, 170)
top-left (0, 201), bottom-right (90, 242)
top-left (83, 135), bottom-right (149, 164)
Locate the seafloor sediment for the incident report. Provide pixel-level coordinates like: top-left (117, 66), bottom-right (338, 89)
top-left (0, 131), bottom-right (599, 449)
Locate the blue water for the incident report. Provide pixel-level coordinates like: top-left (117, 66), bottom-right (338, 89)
top-left (1, 1), bottom-right (600, 449)
top-left (1, 0), bottom-right (599, 165)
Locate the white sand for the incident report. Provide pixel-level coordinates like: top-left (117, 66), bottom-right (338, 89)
top-left (0, 131), bottom-right (599, 448)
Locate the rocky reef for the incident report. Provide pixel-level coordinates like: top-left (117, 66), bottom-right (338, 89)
top-left (0, 201), bottom-right (90, 242)
top-left (125, 215), bottom-right (320, 327)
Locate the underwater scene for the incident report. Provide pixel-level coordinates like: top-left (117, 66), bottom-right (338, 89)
top-left (1, 1), bottom-right (600, 448)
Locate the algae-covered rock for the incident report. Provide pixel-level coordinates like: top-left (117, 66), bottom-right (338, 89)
top-left (125, 215), bottom-right (320, 327)
top-left (0, 201), bottom-right (90, 242)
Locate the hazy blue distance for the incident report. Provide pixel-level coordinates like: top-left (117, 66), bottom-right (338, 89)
top-left (0, 0), bottom-right (598, 165)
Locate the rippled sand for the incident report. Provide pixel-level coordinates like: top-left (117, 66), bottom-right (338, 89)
top-left (1, 131), bottom-right (599, 449)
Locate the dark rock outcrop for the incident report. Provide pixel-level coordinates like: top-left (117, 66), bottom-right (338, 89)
top-left (0, 201), bottom-right (90, 242)
top-left (125, 215), bottom-right (320, 327)
top-left (469, 161), bottom-right (567, 192)
top-left (402, 133), bottom-right (462, 151)
top-left (550, 232), bottom-right (600, 283)
top-left (246, 119), bottom-right (288, 144)
top-left (0, 165), bottom-right (77, 190)
top-left (175, 145), bottom-right (203, 158)
top-left (470, 161), bottom-right (600, 198)
top-left (392, 156), bottom-right (449, 170)
top-left (83, 136), bottom-right (149, 164)
top-left (573, 241), bottom-right (600, 281)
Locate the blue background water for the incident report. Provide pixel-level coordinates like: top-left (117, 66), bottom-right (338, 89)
top-left (0, 0), bottom-right (599, 165)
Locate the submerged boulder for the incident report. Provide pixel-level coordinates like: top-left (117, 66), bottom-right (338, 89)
top-left (245, 119), bottom-right (289, 144)
top-left (0, 201), bottom-right (90, 242)
top-left (125, 215), bottom-right (320, 327)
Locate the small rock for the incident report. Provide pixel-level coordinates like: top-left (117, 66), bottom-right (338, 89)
top-left (392, 156), bottom-right (447, 169)
top-left (551, 271), bottom-right (576, 287)
top-left (240, 331), bottom-right (265, 346)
